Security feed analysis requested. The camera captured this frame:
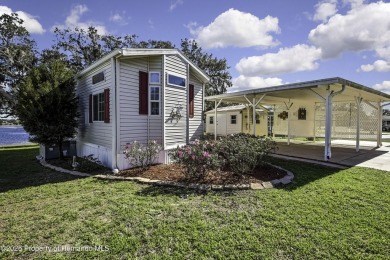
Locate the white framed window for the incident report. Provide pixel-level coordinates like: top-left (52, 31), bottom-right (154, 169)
top-left (150, 86), bottom-right (160, 115)
top-left (231, 115), bottom-right (237, 124)
top-left (167, 73), bottom-right (186, 87)
top-left (149, 72), bottom-right (160, 84)
top-left (256, 115), bottom-right (260, 124)
top-left (209, 116), bottom-right (214, 124)
top-left (93, 93), bottom-right (105, 121)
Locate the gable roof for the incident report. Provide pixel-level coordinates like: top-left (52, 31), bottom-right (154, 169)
top-left (205, 77), bottom-right (390, 104)
top-left (76, 48), bottom-right (210, 83)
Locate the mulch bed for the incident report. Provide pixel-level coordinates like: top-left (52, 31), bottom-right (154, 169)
top-left (118, 163), bottom-right (287, 185)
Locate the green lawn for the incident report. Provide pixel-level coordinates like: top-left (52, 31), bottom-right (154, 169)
top-left (0, 146), bottom-right (389, 259)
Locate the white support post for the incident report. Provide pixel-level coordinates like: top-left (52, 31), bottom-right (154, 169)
top-left (214, 100), bottom-right (217, 140)
top-left (324, 91), bottom-right (332, 160)
top-left (252, 95), bottom-right (266, 136)
top-left (355, 97), bottom-right (363, 152)
top-left (377, 102), bottom-right (382, 147)
top-left (247, 106), bottom-right (250, 133)
top-left (213, 99), bottom-right (223, 140)
top-left (272, 105), bottom-right (276, 138)
top-left (287, 111), bottom-right (291, 145)
top-left (253, 97), bottom-right (257, 135)
top-left (323, 84), bottom-right (345, 161)
top-left (284, 101), bottom-right (293, 145)
top-left (313, 103), bottom-right (317, 142)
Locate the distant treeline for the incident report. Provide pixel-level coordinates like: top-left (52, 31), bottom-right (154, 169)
top-left (0, 119), bottom-right (20, 125)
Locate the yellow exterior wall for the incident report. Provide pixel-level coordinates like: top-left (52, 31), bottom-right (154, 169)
top-left (241, 108), bottom-right (268, 136)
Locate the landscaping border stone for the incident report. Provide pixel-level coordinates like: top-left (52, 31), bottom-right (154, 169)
top-left (38, 156), bottom-right (294, 190)
top-left (93, 163), bottom-right (294, 191)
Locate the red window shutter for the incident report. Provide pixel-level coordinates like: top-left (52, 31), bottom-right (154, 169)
top-left (139, 71), bottom-right (148, 115)
top-left (189, 84), bottom-right (194, 118)
top-left (89, 94), bottom-right (93, 123)
top-left (104, 88), bottom-right (110, 123)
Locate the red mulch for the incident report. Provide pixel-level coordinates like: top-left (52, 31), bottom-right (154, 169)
top-left (118, 163), bottom-right (287, 185)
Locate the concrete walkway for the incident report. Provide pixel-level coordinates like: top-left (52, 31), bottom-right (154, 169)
top-left (274, 139), bottom-right (390, 172)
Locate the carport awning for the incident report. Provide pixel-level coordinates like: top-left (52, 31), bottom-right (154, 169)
top-left (205, 77), bottom-right (390, 104)
top-left (205, 77), bottom-right (390, 162)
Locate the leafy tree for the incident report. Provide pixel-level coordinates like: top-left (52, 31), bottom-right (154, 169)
top-left (52, 27), bottom-right (138, 71)
top-left (15, 60), bottom-right (78, 159)
top-left (180, 38), bottom-right (232, 97)
top-left (0, 13), bottom-right (37, 116)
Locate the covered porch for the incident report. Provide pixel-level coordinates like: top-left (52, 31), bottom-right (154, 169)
top-left (205, 77), bottom-right (390, 162)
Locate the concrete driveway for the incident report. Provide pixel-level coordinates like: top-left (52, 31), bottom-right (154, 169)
top-left (274, 139), bottom-right (390, 172)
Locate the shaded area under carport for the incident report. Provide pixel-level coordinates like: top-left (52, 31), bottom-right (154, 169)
top-left (274, 139), bottom-right (390, 172)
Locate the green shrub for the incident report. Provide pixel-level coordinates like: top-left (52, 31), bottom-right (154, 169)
top-left (217, 134), bottom-right (277, 175)
top-left (123, 140), bottom-right (162, 169)
top-left (169, 134), bottom-right (277, 179)
top-left (169, 139), bottom-right (220, 179)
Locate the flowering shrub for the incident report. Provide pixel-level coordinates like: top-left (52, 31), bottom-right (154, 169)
top-left (123, 140), bottom-right (162, 169)
top-left (169, 139), bottom-right (220, 179)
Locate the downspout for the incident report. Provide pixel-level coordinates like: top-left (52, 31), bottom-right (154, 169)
top-left (324, 84), bottom-right (345, 161)
top-left (112, 56), bottom-right (119, 171)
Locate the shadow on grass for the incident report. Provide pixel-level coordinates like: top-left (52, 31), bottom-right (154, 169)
top-left (135, 184), bottom-right (237, 198)
top-left (267, 157), bottom-right (346, 190)
top-left (0, 147), bottom-right (81, 193)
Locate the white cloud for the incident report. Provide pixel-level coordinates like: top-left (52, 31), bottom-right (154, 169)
top-left (342, 0), bottom-right (365, 9)
top-left (189, 8), bottom-right (280, 49)
top-left (169, 0), bottom-right (183, 11)
top-left (109, 11), bottom-right (128, 26)
top-left (360, 60), bottom-right (390, 72)
top-left (0, 5), bottom-right (45, 34)
top-left (229, 76), bottom-right (283, 92)
top-left (313, 0), bottom-right (338, 22)
top-left (373, 81), bottom-right (390, 94)
top-left (52, 4), bottom-right (108, 35)
top-left (236, 44), bottom-right (322, 77)
top-left (309, 1), bottom-right (390, 59)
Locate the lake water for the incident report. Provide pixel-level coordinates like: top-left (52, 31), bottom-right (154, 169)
top-left (0, 126), bottom-right (31, 145)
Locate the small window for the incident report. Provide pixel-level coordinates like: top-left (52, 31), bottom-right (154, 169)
top-left (231, 115), bottom-right (237, 124)
top-left (93, 93), bottom-right (105, 121)
top-left (209, 116), bottom-right (214, 124)
top-left (150, 86), bottom-right (160, 115)
top-left (168, 73), bottom-right (186, 87)
top-left (256, 115), bottom-right (260, 124)
top-left (149, 72), bottom-right (160, 84)
top-left (92, 72), bottom-right (104, 84)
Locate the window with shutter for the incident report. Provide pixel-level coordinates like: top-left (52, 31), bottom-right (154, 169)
top-left (89, 94), bottom-right (93, 123)
top-left (189, 84), bottom-right (194, 118)
top-left (104, 88), bottom-right (110, 123)
top-left (139, 71), bottom-right (148, 115)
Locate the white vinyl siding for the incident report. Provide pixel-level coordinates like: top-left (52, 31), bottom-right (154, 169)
top-left (118, 57), bottom-right (148, 147)
top-left (118, 56), bottom-right (163, 148)
top-left (188, 75), bottom-right (203, 142)
top-left (164, 55), bottom-right (187, 147)
top-left (76, 60), bottom-right (112, 149)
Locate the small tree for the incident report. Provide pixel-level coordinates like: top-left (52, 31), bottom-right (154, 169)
top-left (15, 59), bottom-right (78, 159)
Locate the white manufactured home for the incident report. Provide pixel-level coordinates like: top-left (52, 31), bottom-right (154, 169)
top-left (204, 105), bottom-right (269, 136)
top-left (75, 49), bottom-right (209, 170)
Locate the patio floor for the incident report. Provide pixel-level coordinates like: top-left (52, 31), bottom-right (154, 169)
top-left (274, 139), bottom-right (390, 172)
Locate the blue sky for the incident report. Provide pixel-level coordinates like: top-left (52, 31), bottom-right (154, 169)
top-left (1, 0), bottom-right (390, 93)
